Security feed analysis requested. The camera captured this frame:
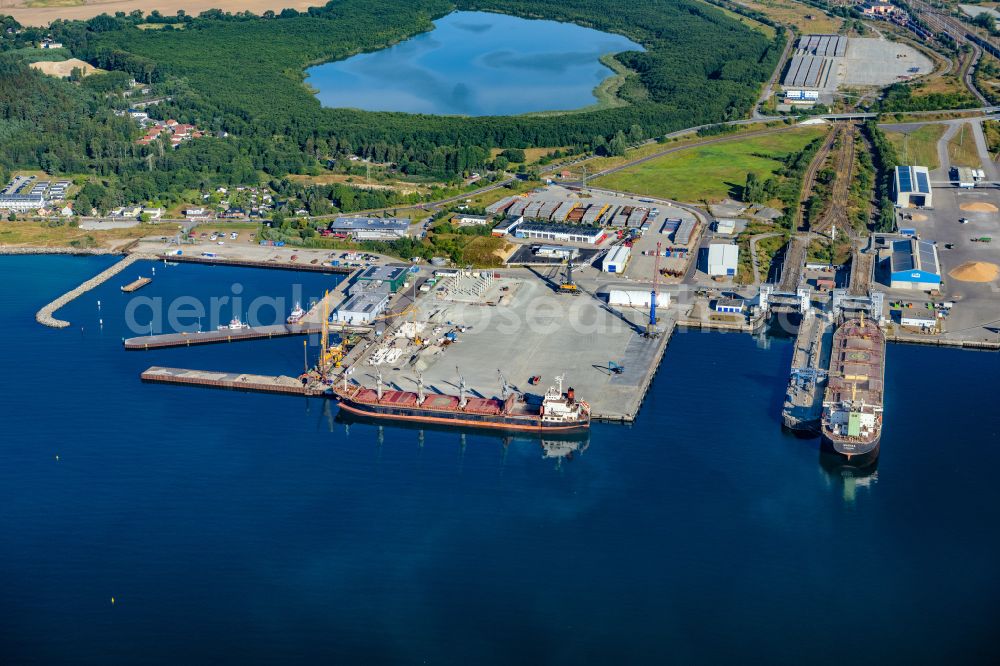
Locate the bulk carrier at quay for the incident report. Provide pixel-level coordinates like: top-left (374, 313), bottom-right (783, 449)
top-left (333, 371), bottom-right (590, 433)
top-left (821, 313), bottom-right (885, 460)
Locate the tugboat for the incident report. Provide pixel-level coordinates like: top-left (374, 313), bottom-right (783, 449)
top-left (287, 302), bottom-right (306, 324)
top-left (333, 370), bottom-right (590, 433)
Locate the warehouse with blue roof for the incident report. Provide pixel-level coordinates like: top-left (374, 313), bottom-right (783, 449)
top-left (889, 238), bottom-right (941, 290)
top-left (893, 165), bottom-right (932, 208)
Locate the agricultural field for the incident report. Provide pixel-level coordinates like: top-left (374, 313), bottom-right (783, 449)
top-left (592, 126), bottom-right (825, 203)
top-left (728, 0), bottom-right (842, 33)
top-left (883, 124), bottom-right (945, 169)
top-left (3, 0), bottom-right (319, 26)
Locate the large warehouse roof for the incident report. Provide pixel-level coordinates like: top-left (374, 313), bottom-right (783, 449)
top-left (890, 238), bottom-right (940, 277)
top-left (895, 166), bottom-right (931, 195)
top-left (518, 222), bottom-right (602, 236)
top-left (329, 217), bottom-right (409, 231)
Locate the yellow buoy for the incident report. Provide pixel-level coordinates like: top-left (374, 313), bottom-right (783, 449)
top-left (110, 597), bottom-right (115, 605)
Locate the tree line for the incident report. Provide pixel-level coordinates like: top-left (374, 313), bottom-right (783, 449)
top-left (0, 0), bottom-right (780, 207)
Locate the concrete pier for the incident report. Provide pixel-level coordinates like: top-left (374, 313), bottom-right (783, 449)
top-left (141, 366), bottom-right (328, 396)
top-left (159, 253), bottom-right (353, 274)
top-left (35, 253), bottom-right (154, 328)
top-left (121, 276), bottom-right (152, 293)
top-left (781, 310), bottom-right (833, 430)
top-left (124, 322), bottom-right (372, 350)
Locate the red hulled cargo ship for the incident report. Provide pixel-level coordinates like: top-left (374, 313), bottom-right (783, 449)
top-left (333, 374), bottom-right (590, 433)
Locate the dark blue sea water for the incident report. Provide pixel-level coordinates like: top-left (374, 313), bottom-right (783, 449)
top-left (304, 11), bottom-right (643, 116)
top-left (2, 256), bottom-right (1000, 665)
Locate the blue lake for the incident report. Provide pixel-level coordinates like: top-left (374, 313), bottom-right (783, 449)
top-left (305, 11), bottom-right (644, 116)
top-left (2, 256), bottom-right (1000, 664)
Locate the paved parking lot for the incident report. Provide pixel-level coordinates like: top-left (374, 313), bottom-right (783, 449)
top-left (886, 185), bottom-right (1000, 340)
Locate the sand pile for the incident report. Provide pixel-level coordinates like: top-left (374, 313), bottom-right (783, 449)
top-left (959, 202), bottom-right (999, 213)
top-left (949, 261), bottom-right (1000, 282)
top-left (29, 58), bottom-right (100, 78)
top-left (911, 213), bottom-right (928, 221)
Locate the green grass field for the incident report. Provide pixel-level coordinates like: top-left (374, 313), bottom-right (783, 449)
top-left (947, 122), bottom-right (983, 168)
top-left (592, 127), bottom-right (825, 203)
top-left (884, 124), bottom-right (945, 170)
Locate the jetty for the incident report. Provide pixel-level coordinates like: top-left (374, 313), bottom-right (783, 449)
top-left (782, 309), bottom-right (833, 431)
top-left (141, 366), bottom-right (329, 396)
top-left (124, 321), bottom-right (372, 350)
top-left (121, 276), bottom-right (152, 293)
top-left (35, 253), bottom-right (154, 328)
top-left (158, 253), bottom-right (353, 274)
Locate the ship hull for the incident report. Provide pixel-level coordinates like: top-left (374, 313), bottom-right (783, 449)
top-left (337, 396), bottom-right (590, 433)
top-left (822, 432), bottom-right (880, 462)
top-left (335, 408), bottom-right (592, 443)
top-left (782, 412), bottom-right (820, 433)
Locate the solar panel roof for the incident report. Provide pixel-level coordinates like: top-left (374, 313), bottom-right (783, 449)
top-left (891, 240), bottom-right (914, 271)
top-left (915, 169), bottom-right (930, 194)
top-left (897, 167), bottom-right (913, 193)
top-left (916, 240), bottom-right (939, 274)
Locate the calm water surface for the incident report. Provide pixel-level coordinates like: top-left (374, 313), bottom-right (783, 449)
top-left (2, 256), bottom-right (999, 664)
top-left (305, 11), bottom-right (643, 116)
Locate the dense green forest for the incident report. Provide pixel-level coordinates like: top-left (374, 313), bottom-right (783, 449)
top-left (0, 0), bottom-right (781, 208)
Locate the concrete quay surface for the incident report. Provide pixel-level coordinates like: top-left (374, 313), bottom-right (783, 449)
top-left (348, 276), bottom-right (672, 422)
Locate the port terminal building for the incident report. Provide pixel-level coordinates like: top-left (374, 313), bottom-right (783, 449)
top-left (335, 290), bottom-right (390, 325)
top-left (707, 243), bottom-right (739, 277)
top-left (889, 238), bottom-right (941, 290)
top-left (354, 265), bottom-right (409, 293)
top-left (893, 166), bottom-right (932, 208)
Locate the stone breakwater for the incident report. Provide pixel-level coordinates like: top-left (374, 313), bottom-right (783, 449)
top-left (35, 253), bottom-right (154, 328)
top-left (0, 246), bottom-right (120, 256)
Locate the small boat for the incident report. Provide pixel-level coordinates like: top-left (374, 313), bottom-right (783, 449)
top-left (287, 302), bottom-right (306, 324)
top-left (218, 316), bottom-right (251, 331)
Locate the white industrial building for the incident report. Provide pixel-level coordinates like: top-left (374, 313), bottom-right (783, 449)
top-left (899, 307), bottom-right (937, 330)
top-left (707, 244), bottom-right (739, 277)
top-left (452, 214), bottom-right (491, 227)
top-left (335, 291), bottom-right (390, 325)
top-left (515, 223), bottom-right (605, 245)
top-left (328, 217), bottom-right (410, 240)
top-left (893, 166), bottom-right (932, 208)
top-left (714, 218), bottom-right (737, 235)
top-left (492, 215), bottom-right (523, 237)
top-left (602, 245), bottom-right (631, 273)
top-left (607, 290), bottom-right (669, 308)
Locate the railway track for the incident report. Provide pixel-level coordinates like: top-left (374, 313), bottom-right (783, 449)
top-left (796, 125), bottom-right (839, 232)
top-left (812, 123), bottom-right (857, 238)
